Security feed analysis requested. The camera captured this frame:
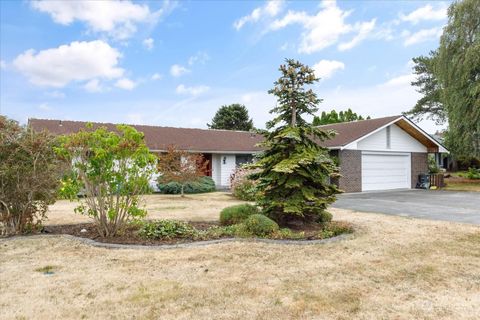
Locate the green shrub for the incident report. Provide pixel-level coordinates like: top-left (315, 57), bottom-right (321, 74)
top-left (157, 176), bottom-right (216, 194)
top-left (219, 204), bottom-right (259, 226)
top-left (462, 167), bottom-right (480, 180)
top-left (242, 214), bottom-right (279, 236)
top-left (139, 220), bottom-right (197, 239)
top-left (428, 155), bottom-right (440, 174)
top-left (316, 211), bottom-right (333, 223)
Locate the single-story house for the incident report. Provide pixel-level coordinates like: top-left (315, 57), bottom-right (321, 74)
top-left (28, 115), bottom-right (447, 192)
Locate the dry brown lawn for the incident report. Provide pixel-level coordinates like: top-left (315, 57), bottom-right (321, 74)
top-left (1, 192), bottom-right (480, 320)
top-left (46, 192), bottom-right (246, 225)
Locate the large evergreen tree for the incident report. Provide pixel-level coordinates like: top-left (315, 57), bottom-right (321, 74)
top-left (251, 59), bottom-right (339, 226)
top-left (405, 0), bottom-right (480, 157)
top-left (312, 108), bottom-right (370, 126)
top-left (207, 104), bottom-right (254, 131)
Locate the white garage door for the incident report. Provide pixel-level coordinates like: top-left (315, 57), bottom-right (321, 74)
top-left (362, 152), bottom-right (411, 191)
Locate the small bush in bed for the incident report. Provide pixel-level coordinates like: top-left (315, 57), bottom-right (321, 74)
top-left (219, 204), bottom-right (259, 226)
top-left (242, 214), bottom-right (279, 237)
top-left (157, 176), bottom-right (216, 194)
top-left (139, 220), bottom-right (197, 239)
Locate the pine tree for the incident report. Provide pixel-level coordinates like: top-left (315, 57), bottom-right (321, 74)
top-left (207, 104), bottom-right (254, 131)
top-left (251, 59), bottom-right (339, 226)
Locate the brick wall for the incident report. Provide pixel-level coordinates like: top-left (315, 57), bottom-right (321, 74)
top-left (338, 150), bottom-right (362, 192)
top-left (411, 152), bottom-right (428, 188)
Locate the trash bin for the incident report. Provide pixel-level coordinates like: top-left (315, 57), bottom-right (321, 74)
top-left (416, 174), bottom-right (430, 189)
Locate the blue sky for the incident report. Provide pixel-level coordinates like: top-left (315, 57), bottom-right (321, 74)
top-left (0, 0), bottom-right (450, 132)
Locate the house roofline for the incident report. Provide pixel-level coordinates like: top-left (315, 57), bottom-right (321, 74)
top-left (340, 115), bottom-right (449, 153)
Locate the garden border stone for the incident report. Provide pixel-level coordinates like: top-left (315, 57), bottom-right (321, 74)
top-left (1, 232), bottom-right (354, 250)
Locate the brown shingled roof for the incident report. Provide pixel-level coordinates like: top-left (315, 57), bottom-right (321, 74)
top-left (319, 115), bottom-right (402, 147)
top-left (28, 115), bottom-right (408, 152)
top-left (28, 119), bottom-right (264, 153)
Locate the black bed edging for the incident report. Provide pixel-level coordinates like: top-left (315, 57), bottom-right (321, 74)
top-left (1, 233), bottom-right (355, 250)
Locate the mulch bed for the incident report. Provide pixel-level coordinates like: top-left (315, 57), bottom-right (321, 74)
top-left (42, 221), bottom-right (348, 246)
top-left (42, 222), bottom-right (222, 246)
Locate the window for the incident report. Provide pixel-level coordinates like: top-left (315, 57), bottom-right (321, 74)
top-left (386, 126), bottom-right (391, 149)
top-left (236, 154), bottom-right (253, 166)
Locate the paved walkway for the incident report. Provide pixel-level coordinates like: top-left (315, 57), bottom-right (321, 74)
top-left (333, 189), bottom-right (480, 225)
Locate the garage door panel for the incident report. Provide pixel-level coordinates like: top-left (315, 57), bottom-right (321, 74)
top-left (362, 152), bottom-right (410, 191)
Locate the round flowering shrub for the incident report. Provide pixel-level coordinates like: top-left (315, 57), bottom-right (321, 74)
top-left (230, 166), bottom-right (260, 201)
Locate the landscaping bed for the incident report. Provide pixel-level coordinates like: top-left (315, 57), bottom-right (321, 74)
top-left (42, 220), bottom-right (353, 246)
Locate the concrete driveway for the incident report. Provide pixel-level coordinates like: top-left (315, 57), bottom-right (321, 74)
top-left (333, 189), bottom-right (480, 225)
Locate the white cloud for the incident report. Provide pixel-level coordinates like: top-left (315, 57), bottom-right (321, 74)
top-left (45, 90), bottom-right (65, 98)
top-left (338, 19), bottom-right (376, 51)
top-left (143, 38), bottom-right (154, 50)
top-left (380, 74), bottom-right (415, 87)
top-left (400, 4), bottom-right (447, 24)
top-left (38, 103), bottom-right (52, 111)
top-left (0, 60), bottom-right (6, 70)
top-left (268, 1), bottom-right (375, 53)
top-left (170, 64), bottom-right (190, 77)
top-left (403, 27), bottom-right (443, 46)
top-left (188, 51), bottom-right (209, 66)
top-left (176, 84), bottom-right (210, 96)
top-left (234, 0), bottom-right (284, 30)
top-left (84, 79), bottom-right (103, 93)
top-left (321, 74), bottom-right (443, 132)
top-left (13, 40), bottom-right (124, 87)
top-left (31, 0), bottom-right (173, 40)
top-left (312, 60), bottom-right (345, 80)
top-left (151, 73), bottom-right (162, 80)
top-left (115, 78), bottom-right (137, 90)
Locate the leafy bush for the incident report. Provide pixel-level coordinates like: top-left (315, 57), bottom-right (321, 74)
top-left (219, 204), bottom-right (259, 226)
top-left (56, 124), bottom-right (156, 237)
top-left (139, 220), bottom-right (197, 239)
top-left (428, 155), bottom-right (440, 174)
top-left (0, 116), bottom-right (63, 236)
top-left (316, 211), bottom-right (333, 223)
top-left (242, 214), bottom-right (279, 236)
top-left (230, 166), bottom-right (260, 201)
top-left (460, 167), bottom-right (480, 180)
top-left (157, 176), bottom-right (215, 194)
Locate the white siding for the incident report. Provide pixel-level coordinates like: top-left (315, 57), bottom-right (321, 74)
top-left (356, 124), bottom-right (427, 152)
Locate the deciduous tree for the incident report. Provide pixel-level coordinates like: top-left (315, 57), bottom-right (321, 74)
top-left (55, 124), bottom-right (156, 237)
top-left (156, 145), bottom-right (209, 197)
top-left (405, 0), bottom-right (480, 157)
top-left (0, 116), bottom-right (62, 236)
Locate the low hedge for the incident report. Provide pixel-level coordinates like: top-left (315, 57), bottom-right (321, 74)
top-left (219, 204), bottom-right (259, 226)
top-left (157, 176), bottom-right (216, 194)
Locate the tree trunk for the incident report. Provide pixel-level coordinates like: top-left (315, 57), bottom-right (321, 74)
top-left (181, 184), bottom-right (185, 197)
top-left (291, 105), bottom-right (296, 127)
